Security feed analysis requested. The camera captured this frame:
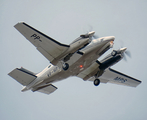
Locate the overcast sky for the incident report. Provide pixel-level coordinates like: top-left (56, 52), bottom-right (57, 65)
top-left (1, 0), bottom-right (147, 120)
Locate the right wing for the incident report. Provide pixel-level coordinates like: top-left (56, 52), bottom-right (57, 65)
top-left (14, 22), bottom-right (70, 65)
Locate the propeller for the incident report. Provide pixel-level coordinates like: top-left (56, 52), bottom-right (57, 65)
top-left (111, 40), bottom-right (131, 61)
top-left (111, 46), bottom-right (131, 61)
top-left (120, 41), bottom-right (131, 61)
top-left (92, 34), bottom-right (99, 39)
top-left (122, 49), bottom-right (131, 61)
top-left (82, 25), bottom-right (99, 40)
top-left (88, 25), bottom-right (99, 39)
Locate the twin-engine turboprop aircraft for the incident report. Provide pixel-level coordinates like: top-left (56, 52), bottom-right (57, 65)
top-left (8, 22), bottom-right (141, 95)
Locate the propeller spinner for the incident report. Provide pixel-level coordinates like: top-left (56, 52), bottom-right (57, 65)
top-left (112, 47), bottom-right (131, 61)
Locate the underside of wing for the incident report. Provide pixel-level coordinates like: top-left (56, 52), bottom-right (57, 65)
top-left (99, 68), bottom-right (141, 87)
top-left (88, 68), bottom-right (141, 87)
top-left (77, 60), bottom-right (110, 84)
top-left (14, 22), bottom-right (69, 64)
top-left (80, 61), bottom-right (141, 87)
top-left (77, 61), bottom-right (100, 80)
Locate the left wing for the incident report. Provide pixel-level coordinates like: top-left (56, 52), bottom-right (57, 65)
top-left (77, 61), bottom-right (141, 87)
top-left (77, 61), bottom-right (100, 80)
top-left (14, 22), bottom-right (70, 65)
top-left (88, 68), bottom-right (141, 87)
top-left (99, 68), bottom-right (141, 87)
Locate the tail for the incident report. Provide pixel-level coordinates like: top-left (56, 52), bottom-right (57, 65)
top-left (8, 67), bottom-right (58, 94)
top-left (8, 67), bottom-right (37, 86)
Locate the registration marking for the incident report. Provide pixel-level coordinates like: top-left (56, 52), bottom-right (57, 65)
top-left (31, 34), bottom-right (42, 42)
top-left (114, 77), bottom-right (127, 83)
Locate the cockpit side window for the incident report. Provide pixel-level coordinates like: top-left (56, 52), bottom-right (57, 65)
top-left (48, 65), bottom-right (51, 68)
top-left (100, 38), bottom-right (104, 42)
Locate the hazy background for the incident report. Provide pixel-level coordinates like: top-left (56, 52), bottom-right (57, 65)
top-left (1, 0), bottom-right (147, 120)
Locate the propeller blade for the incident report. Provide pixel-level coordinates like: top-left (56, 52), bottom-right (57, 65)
top-left (116, 40), bottom-right (132, 61)
top-left (125, 50), bottom-right (131, 58)
top-left (123, 53), bottom-right (127, 61)
top-left (82, 25), bottom-right (99, 40)
top-left (88, 25), bottom-right (93, 32)
top-left (88, 25), bottom-right (99, 39)
top-left (122, 50), bottom-right (131, 61)
top-left (93, 34), bottom-right (99, 39)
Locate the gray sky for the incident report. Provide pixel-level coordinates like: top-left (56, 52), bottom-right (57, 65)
top-left (1, 0), bottom-right (147, 120)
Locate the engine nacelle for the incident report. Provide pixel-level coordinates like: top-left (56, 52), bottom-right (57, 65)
top-left (80, 31), bottom-right (95, 38)
top-left (68, 31), bottom-right (95, 53)
top-left (63, 37), bottom-right (90, 62)
top-left (99, 53), bottom-right (122, 70)
top-left (69, 37), bottom-right (90, 52)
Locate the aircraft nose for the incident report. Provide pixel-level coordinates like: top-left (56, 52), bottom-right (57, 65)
top-left (105, 36), bottom-right (115, 41)
top-left (111, 36), bottom-right (115, 40)
top-left (100, 36), bottom-right (115, 42)
top-left (101, 36), bottom-right (115, 44)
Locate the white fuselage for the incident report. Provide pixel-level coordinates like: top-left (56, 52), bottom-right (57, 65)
top-left (25, 36), bottom-right (115, 90)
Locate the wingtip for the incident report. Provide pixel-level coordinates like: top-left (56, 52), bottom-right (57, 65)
top-left (18, 21), bottom-right (25, 24)
top-left (14, 21), bottom-right (25, 28)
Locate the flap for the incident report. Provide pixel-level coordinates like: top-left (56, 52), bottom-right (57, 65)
top-left (77, 61), bottom-right (100, 80)
top-left (88, 76), bottom-right (109, 83)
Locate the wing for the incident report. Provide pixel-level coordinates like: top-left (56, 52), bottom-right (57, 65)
top-left (77, 61), bottom-right (141, 87)
top-left (99, 68), bottom-right (141, 87)
top-left (88, 68), bottom-right (141, 87)
top-left (77, 61), bottom-right (100, 80)
top-left (77, 61), bottom-right (110, 83)
top-left (14, 22), bottom-right (70, 65)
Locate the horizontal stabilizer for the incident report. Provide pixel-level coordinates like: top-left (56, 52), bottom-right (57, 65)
top-left (8, 68), bottom-right (37, 86)
top-left (32, 84), bottom-right (57, 95)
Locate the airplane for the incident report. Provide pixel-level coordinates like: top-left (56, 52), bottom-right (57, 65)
top-left (8, 22), bottom-right (141, 95)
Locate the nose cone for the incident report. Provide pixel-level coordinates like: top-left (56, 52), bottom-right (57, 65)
top-left (100, 36), bottom-right (115, 45)
top-left (110, 36), bottom-right (115, 40)
top-left (104, 36), bottom-right (115, 41)
top-left (100, 36), bottom-right (115, 43)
